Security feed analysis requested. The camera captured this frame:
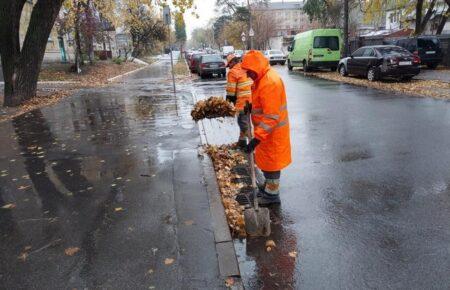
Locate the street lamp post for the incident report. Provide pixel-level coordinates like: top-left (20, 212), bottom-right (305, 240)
top-left (163, 5), bottom-right (176, 96)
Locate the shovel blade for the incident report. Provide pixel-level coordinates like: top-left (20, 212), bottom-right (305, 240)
top-left (244, 207), bottom-right (271, 237)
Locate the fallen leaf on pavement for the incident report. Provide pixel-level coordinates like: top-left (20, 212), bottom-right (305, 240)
top-left (65, 247), bottom-right (80, 256)
top-left (18, 185), bottom-right (31, 190)
top-left (18, 252), bottom-right (28, 261)
top-left (288, 251), bottom-right (298, 258)
top-left (225, 277), bottom-right (235, 287)
top-left (24, 246), bottom-right (32, 251)
top-left (115, 207), bottom-right (124, 212)
top-left (266, 247), bottom-right (272, 252)
top-left (184, 220), bottom-right (194, 226)
top-left (265, 240), bottom-right (276, 248)
top-left (164, 258), bottom-right (174, 265)
top-left (2, 203), bottom-right (16, 209)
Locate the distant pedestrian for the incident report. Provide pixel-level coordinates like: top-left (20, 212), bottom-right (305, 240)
top-left (225, 54), bottom-right (253, 149)
top-left (241, 50), bottom-right (292, 206)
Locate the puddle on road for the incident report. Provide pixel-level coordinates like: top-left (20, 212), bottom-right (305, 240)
top-left (234, 208), bottom-right (299, 289)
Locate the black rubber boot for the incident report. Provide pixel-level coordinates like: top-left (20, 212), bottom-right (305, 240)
top-left (258, 191), bottom-right (281, 206)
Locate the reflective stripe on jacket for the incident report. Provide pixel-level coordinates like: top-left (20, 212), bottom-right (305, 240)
top-left (241, 50), bottom-right (291, 172)
top-left (226, 63), bottom-right (252, 111)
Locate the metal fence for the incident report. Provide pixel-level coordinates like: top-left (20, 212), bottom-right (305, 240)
top-left (349, 34), bottom-right (450, 67)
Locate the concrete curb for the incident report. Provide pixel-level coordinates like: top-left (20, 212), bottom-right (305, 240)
top-left (191, 85), bottom-right (243, 289)
top-left (107, 61), bottom-right (162, 83)
top-left (0, 81), bottom-right (81, 85)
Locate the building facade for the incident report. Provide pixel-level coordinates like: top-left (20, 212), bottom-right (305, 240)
top-left (254, 1), bottom-right (319, 37)
top-left (20, 0), bottom-right (62, 62)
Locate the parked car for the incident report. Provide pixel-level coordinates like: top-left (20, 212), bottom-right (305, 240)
top-left (234, 50), bottom-right (244, 58)
top-left (197, 54), bottom-right (226, 79)
top-left (221, 46), bottom-right (235, 58)
top-left (287, 29), bottom-right (342, 71)
top-left (189, 53), bottom-right (205, 74)
top-left (338, 45), bottom-right (420, 81)
top-left (387, 36), bottom-right (443, 69)
top-left (264, 50), bottom-right (287, 65)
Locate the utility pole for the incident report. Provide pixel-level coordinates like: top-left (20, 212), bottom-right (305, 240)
top-left (163, 6), bottom-right (176, 96)
top-left (247, 0), bottom-right (254, 49)
top-left (343, 0), bottom-right (349, 57)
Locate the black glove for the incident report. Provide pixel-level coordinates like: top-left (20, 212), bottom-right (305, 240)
top-left (244, 102), bottom-right (252, 114)
top-left (245, 138), bottom-right (260, 153)
top-left (226, 95), bottom-right (237, 105)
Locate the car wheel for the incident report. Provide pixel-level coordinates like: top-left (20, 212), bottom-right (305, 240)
top-left (330, 66), bottom-right (337, 72)
top-left (426, 62), bottom-right (438, 69)
top-left (367, 67), bottom-right (378, 82)
top-left (339, 64), bottom-right (348, 76)
top-left (303, 60), bottom-right (310, 72)
top-left (288, 60), bottom-right (293, 71)
top-left (200, 73), bottom-right (206, 79)
top-left (280, 61), bottom-right (286, 66)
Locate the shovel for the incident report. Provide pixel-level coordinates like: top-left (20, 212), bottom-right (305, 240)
top-left (244, 108), bottom-right (271, 237)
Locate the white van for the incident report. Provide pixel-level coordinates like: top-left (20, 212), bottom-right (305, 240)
top-left (221, 46), bottom-right (235, 58)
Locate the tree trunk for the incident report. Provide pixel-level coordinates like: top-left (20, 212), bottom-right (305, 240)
top-left (0, 0), bottom-right (26, 106)
top-left (419, 0), bottom-right (437, 34)
top-left (415, 0), bottom-right (424, 35)
top-left (437, 0), bottom-right (450, 35)
top-left (74, 0), bottom-right (83, 73)
top-left (1, 0), bottom-right (64, 107)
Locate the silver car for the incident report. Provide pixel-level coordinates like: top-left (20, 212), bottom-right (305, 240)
top-left (264, 50), bottom-right (287, 65)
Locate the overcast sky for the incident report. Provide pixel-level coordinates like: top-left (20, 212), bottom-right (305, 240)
top-left (185, 0), bottom-right (299, 39)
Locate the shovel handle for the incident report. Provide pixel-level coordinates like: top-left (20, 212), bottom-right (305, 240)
top-left (245, 105), bottom-right (259, 210)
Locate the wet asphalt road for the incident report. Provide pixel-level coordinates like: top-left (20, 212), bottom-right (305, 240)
top-left (196, 66), bottom-right (450, 289)
top-left (0, 60), bottom-right (225, 289)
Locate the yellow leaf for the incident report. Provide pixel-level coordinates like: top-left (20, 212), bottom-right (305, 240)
top-left (225, 277), bottom-right (235, 287)
top-left (115, 207), bottom-right (124, 212)
top-left (65, 247), bottom-right (80, 256)
top-left (265, 240), bottom-right (276, 248)
top-left (184, 220), bottom-right (194, 226)
top-left (164, 258), bottom-right (175, 265)
top-left (18, 252), bottom-right (28, 261)
top-left (2, 203), bottom-right (16, 209)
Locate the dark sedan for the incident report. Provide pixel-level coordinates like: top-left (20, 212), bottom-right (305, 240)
top-left (189, 53), bottom-right (205, 74)
top-left (339, 45), bottom-right (421, 81)
top-left (197, 54), bottom-right (226, 79)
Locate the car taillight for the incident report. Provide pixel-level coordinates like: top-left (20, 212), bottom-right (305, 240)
top-left (201, 64), bottom-right (207, 68)
top-left (413, 55), bottom-right (421, 64)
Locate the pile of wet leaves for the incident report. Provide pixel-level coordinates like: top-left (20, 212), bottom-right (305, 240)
top-left (191, 96), bottom-right (236, 121)
top-left (205, 144), bottom-right (247, 237)
top-left (308, 71), bottom-right (450, 100)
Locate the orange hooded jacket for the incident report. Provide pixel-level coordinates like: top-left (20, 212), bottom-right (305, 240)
top-left (226, 63), bottom-right (253, 111)
top-left (241, 50), bottom-right (291, 172)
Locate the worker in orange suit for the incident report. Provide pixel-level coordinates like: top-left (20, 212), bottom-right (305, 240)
top-left (225, 54), bottom-right (253, 148)
top-left (241, 50), bottom-right (291, 206)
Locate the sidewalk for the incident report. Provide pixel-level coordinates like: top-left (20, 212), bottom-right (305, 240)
top-left (0, 60), bottom-right (236, 289)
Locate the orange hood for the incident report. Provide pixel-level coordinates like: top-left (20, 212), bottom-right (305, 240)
top-left (241, 50), bottom-right (270, 82)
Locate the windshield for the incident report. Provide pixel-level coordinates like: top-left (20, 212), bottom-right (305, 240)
top-left (313, 36), bottom-right (339, 50)
top-left (202, 55), bottom-right (222, 62)
top-left (270, 50), bottom-right (283, 54)
top-left (377, 46), bottom-right (410, 56)
top-left (418, 38), bottom-right (439, 50)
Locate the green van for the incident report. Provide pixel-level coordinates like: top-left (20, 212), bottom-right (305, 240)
top-left (287, 29), bottom-right (342, 71)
